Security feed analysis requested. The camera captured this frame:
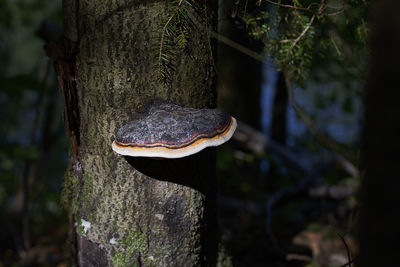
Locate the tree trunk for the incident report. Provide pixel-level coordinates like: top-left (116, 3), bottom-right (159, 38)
top-left (358, 1), bottom-right (400, 266)
top-left (270, 72), bottom-right (288, 144)
top-left (218, 0), bottom-right (263, 130)
top-left (60, 1), bottom-right (218, 266)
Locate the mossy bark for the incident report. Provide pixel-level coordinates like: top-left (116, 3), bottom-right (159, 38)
top-left (62, 0), bottom-right (218, 266)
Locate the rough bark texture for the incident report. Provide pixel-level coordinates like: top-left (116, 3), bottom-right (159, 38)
top-left (358, 1), bottom-right (400, 266)
top-left (62, 0), bottom-right (218, 266)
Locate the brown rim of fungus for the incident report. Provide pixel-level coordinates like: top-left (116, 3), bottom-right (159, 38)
top-left (111, 101), bottom-right (237, 158)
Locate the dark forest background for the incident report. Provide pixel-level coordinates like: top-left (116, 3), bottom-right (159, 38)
top-left (1, 0), bottom-right (392, 266)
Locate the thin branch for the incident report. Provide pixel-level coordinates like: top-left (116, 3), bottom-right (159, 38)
top-left (265, 164), bottom-right (330, 256)
top-left (288, 0), bottom-right (326, 54)
top-left (334, 154), bottom-right (359, 177)
top-left (334, 230), bottom-right (353, 267)
top-left (233, 121), bottom-right (360, 177)
top-left (288, 13), bottom-right (316, 56)
top-left (264, 0), bottom-right (316, 13)
top-left (232, 121), bottom-right (312, 173)
top-left (341, 257), bottom-right (357, 267)
top-left (326, 6), bottom-right (347, 16)
top-left (308, 183), bottom-right (356, 200)
top-left (283, 69), bottom-right (357, 163)
top-left (330, 35), bottom-right (342, 56)
top-left (286, 253), bottom-right (313, 262)
top-left (264, 0), bottom-right (344, 16)
top-left (209, 30), bottom-right (266, 62)
top-left (218, 173), bottom-right (356, 216)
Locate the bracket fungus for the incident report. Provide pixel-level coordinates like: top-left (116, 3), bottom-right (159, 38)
top-left (112, 101), bottom-right (237, 158)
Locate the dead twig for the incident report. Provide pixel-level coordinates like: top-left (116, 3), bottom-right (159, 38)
top-left (232, 121), bottom-right (312, 173)
top-left (232, 120), bottom-right (359, 178)
top-left (341, 257), bottom-right (357, 267)
top-left (264, 0), bottom-right (319, 13)
top-left (283, 0), bottom-right (325, 62)
top-left (264, 0), bottom-right (345, 16)
top-left (265, 164), bottom-right (329, 256)
top-left (209, 30), bottom-right (266, 62)
top-left (283, 69), bottom-right (357, 163)
top-left (334, 230), bottom-right (353, 267)
top-left (308, 183), bottom-right (356, 200)
top-left (287, 13), bottom-right (316, 56)
top-left (325, 6), bottom-right (347, 16)
top-left (286, 253), bottom-right (313, 262)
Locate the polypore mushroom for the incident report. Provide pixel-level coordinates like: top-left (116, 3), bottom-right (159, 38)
top-left (112, 101), bottom-right (237, 158)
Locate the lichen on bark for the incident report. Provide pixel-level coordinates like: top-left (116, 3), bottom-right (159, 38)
top-left (60, 166), bottom-right (79, 212)
top-left (111, 231), bottom-right (149, 267)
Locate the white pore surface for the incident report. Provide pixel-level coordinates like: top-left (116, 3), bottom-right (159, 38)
top-left (112, 117), bottom-right (237, 158)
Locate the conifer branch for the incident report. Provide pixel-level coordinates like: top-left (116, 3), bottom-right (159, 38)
top-left (158, 0), bottom-right (184, 73)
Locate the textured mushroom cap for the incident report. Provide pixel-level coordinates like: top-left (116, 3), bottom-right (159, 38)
top-left (112, 101), bottom-right (237, 158)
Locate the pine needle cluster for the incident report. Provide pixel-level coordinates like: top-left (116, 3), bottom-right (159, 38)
top-left (156, 0), bottom-right (196, 83)
top-left (240, 0), bottom-right (369, 85)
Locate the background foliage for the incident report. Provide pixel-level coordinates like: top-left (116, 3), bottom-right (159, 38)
top-left (0, 0), bottom-right (68, 265)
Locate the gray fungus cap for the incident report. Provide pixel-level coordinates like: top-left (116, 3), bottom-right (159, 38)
top-left (112, 101), bottom-right (237, 158)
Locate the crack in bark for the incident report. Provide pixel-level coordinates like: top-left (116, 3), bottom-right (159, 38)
top-left (44, 39), bottom-right (81, 158)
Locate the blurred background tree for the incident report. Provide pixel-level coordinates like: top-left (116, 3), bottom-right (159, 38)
top-left (359, 0), bottom-right (400, 266)
top-left (0, 0), bottom-right (68, 265)
top-left (216, 0), bottom-right (367, 266)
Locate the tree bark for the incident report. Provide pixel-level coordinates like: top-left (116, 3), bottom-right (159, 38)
top-left (270, 72), bottom-right (288, 144)
top-left (60, 1), bottom-right (218, 266)
top-left (358, 1), bottom-right (400, 266)
top-left (218, 0), bottom-right (263, 130)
